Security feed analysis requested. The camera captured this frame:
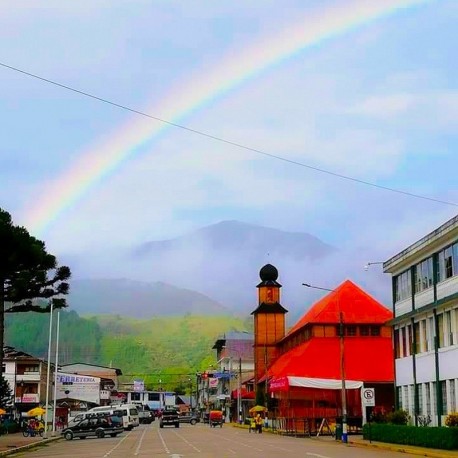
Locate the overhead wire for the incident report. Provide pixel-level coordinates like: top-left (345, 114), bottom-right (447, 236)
top-left (1, 61), bottom-right (457, 208)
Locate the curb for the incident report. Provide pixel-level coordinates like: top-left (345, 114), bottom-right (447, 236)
top-left (0, 436), bottom-right (61, 456)
top-left (348, 439), bottom-right (454, 458)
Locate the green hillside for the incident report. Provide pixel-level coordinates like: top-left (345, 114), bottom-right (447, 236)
top-left (5, 311), bottom-right (252, 391)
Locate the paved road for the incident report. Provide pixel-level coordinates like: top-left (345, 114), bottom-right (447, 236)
top-left (19, 423), bottom-right (419, 458)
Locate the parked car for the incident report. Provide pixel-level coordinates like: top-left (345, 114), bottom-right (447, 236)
top-left (159, 407), bottom-right (179, 428)
top-left (178, 413), bottom-right (200, 425)
top-left (62, 414), bottom-right (124, 440)
top-left (131, 402), bottom-right (155, 424)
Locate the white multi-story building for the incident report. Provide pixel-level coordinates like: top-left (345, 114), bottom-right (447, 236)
top-left (384, 214), bottom-right (458, 426)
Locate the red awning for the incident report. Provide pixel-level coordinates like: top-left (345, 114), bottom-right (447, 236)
top-left (231, 388), bottom-right (255, 399)
top-left (267, 336), bottom-right (394, 383)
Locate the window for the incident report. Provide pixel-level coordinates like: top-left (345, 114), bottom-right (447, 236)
top-left (414, 257), bottom-right (434, 293)
top-left (396, 387), bottom-right (402, 409)
top-left (401, 327), bottom-right (407, 357)
top-left (432, 382), bottom-right (437, 412)
top-left (148, 393), bottom-right (160, 401)
top-left (414, 322), bottom-right (420, 354)
top-left (395, 271), bottom-right (412, 301)
top-left (428, 317), bottom-right (435, 351)
top-left (441, 381), bottom-right (447, 415)
top-left (437, 314), bottom-right (444, 348)
top-left (131, 392), bottom-right (141, 401)
top-left (438, 245), bottom-right (455, 282)
top-left (24, 366), bottom-right (39, 372)
top-left (425, 383), bottom-right (431, 416)
top-left (360, 326), bottom-right (370, 336)
top-left (421, 320), bottom-right (427, 353)
top-left (417, 384), bottom-right (423, 415)
top-left (345, 326), bottom-right (357, 336)
top-left (394, 329), bottom-right (400, 358)
top-left (407, 324), bottom-right (413, 355)
top-left (454, 243), bottom-right (458, 277)
top-left (446, 311), bottom-right (453, 346)
top-left (371, 326), bottom-right (381, 336)
top-left (403, 386), bottom-right (409, 411)
top-left (451, 381), bottom-right (456, 413)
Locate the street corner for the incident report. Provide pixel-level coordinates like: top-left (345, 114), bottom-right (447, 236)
top-left (0, 435), bottom-right (61, 457)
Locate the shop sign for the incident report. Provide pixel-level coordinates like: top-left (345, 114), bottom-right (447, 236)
top-left (21, 393), bottom-right (39, 403)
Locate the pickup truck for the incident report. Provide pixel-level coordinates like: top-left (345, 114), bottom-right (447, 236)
top-left (159, 408), bottom-right (180, 428)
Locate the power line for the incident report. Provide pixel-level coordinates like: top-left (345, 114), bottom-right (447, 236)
top-left (1, 61), bottom-right (457, 208)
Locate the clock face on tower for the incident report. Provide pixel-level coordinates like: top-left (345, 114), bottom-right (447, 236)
top-left (267, 288), bottom-right (273, 302)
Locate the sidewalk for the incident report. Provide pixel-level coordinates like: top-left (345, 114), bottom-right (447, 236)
top-left (0, 432), bottom-right (61, 456)
top-left (233, 424), bottom-right (457, 458)
top-left (347, 435), bottom-right (458, 458)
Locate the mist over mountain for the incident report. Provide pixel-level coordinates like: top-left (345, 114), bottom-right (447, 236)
top-left (65, 220), bottom-right (391, 322)
top-left (68, 278), bottom-right (228, 317)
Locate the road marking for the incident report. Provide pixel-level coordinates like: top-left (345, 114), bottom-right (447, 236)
top-left (157, 429), bottom-right (170, 454)
top-left (173, 430), bottom-right (201, 452)
top-left (268, 444), bottom-right (294, 452)
top-left (103, 430), bottom-right (132, 457)
top-left (306, 452), bottom-right (331, 458)
top-left (215, 433), bottom-right (263, 452)
top-left (227, 449), bottom-right (236, 454)
top-left (134, 425), bottom-right (148, 455)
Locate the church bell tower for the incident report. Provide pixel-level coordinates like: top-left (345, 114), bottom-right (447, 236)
top-left (251, 264), bottom-right (288, 386)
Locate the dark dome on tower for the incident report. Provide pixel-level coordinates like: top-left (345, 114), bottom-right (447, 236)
top-left (259, 264), bottom-right (278, 282)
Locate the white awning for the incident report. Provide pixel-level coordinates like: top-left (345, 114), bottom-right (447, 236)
top-left (287, 376), bottom-right (363, 390)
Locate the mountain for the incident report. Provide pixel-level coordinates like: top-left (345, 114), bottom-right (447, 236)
top-left (134, 220), bottom-right (335, 261)
top-left (128, 220), bottom-right (336, 314)
top-left (68, 278), bottom-right (229, 317)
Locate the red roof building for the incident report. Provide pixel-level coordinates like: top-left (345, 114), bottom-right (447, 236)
top-left (252, 268), bottom-right (394, 424)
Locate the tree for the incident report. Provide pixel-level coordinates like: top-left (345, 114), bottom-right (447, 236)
top-left (0, 208), bottom-right (71, 373)
top-left (0, 375), bottom-right (13, 409)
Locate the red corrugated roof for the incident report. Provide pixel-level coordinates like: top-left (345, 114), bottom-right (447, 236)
top-left (287, 280), bottom-right (392, 337)
top-left (268, 336), bottom-right (394, 382)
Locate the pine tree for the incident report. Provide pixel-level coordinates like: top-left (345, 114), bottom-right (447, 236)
top-left (0, 375), bottom-right (13, 409)
top-left (0, 208), bottom-right (71, 374)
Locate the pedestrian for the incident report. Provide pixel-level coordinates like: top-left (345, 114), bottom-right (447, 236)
top-left (255, 413), bottom-right (263, 434)
top-left (249, 415), bottom-right (256, 433)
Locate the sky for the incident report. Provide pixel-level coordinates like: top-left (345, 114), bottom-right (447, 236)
top-left (1, 1), bottom-right (457, 311)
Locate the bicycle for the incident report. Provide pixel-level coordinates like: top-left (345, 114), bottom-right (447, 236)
top-left (22, 426), bottom-right (44, 437)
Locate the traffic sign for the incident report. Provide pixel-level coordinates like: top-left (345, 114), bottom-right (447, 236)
top-left (362, 388), bottom-right (375, 406)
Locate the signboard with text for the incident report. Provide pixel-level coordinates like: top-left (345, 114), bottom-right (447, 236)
top-left (362, 388), bottom-right (375, 406)
top-left (56, 372), bottom-right (101, 404)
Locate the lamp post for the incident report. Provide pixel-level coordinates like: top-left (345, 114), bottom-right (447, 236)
top-left (302, 282), bottom-right (348, 444)
top-left (44, 302), bottom-right (54, 438)
top-left (364, 261), bottom-right (384, 271)
top-left (52, 311), bottom-right (60, 436)
top-left (188, 378), bottom-right (193, 411)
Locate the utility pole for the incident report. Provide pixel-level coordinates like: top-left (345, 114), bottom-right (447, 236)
top-left (238, 357), bottom-right (242, 424)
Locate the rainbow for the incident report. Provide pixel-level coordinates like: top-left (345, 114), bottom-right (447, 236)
top-left (24, 0), bottom-right (431, 236)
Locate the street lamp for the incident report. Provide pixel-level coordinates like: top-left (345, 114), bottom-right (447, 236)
top-left (188, 378), bottom-right (193, 411)
top-left (302, 282), bottom-right (348, 444)
top-left (221, 347), bottom-right (243, 424)
top-left (364, 261), bottom-right (384, 271)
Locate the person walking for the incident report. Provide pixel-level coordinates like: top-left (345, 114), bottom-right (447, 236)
top-left (249, 415), bottom-right (256, 433)
top-left (255, 414), bottom-right (263, 434)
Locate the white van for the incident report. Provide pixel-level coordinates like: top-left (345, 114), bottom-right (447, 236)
top-left (88, 404), bottom-right (139, 430)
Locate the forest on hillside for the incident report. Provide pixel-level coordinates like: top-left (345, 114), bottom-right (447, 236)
top-left (5, 310), bottom-right (251, 391)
